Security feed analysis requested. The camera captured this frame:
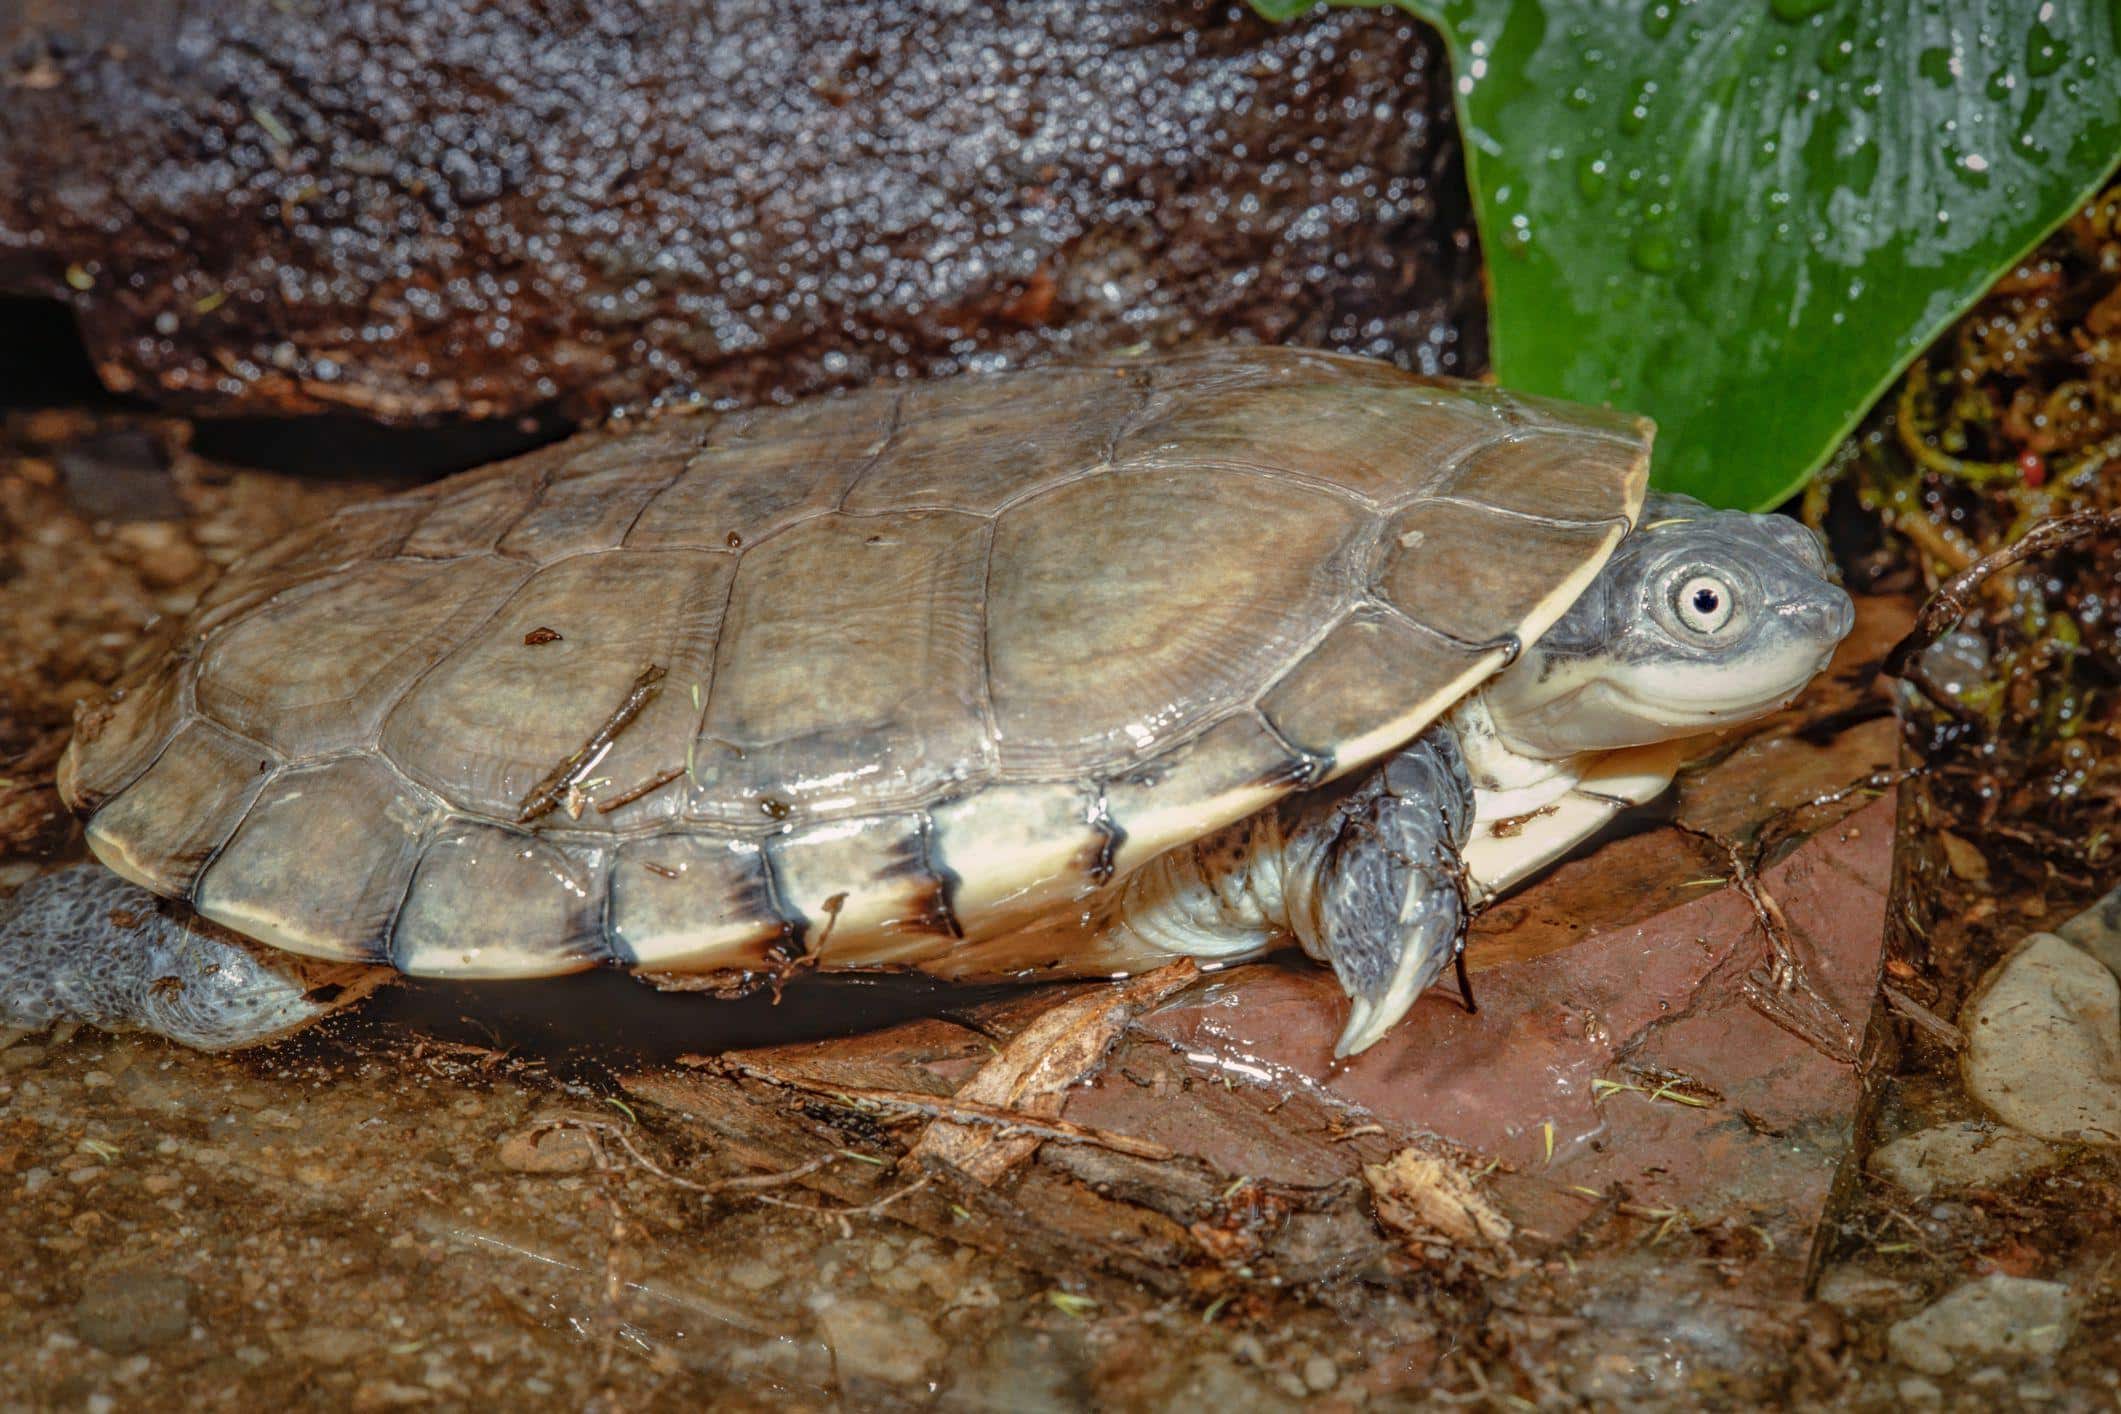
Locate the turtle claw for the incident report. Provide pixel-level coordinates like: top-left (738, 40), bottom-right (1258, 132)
top-left (1311, 731), bottom-right (1475, 1060)
top-left (1332, 931), bottom-right (1458, 1059)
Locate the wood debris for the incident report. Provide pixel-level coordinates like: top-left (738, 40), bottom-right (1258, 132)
top-left (906, 960), bottom-right (1202, 1185)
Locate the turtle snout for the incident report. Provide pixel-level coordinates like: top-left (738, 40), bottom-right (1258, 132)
top-left (1794, 587), bottom-right (1855, 646)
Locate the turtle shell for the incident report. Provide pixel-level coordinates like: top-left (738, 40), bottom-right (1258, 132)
top-left (57, 347), bottom-right (1650, 982)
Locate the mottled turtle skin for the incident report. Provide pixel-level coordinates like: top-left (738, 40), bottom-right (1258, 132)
top-left (57, 347), bottom-right (1648, 987)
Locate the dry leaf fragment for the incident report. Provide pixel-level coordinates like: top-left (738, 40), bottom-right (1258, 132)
top-left (908, 960), bottom-right (1201, 1185)
top-left (1363, 1147), bottom-right (1514, 1250)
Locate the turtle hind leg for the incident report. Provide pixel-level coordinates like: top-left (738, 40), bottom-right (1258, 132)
top-left (1299, 730), bottom-right (1476, 1058)
top-left (0, 863), bottom-right (389, 1051)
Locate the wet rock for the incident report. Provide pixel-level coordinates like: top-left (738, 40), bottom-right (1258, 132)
top-left (1886, 1275), bottom-right (2075, 1376)
top-left (494, 1125), bottom-right (596, 1175)
top-left (1960, 933), bottom-right (2121, 1144)
top-left (815, 1297), bottom-right (945, 1389)
top-left (71, 1269), bottom-right (191, 1354)
top-left (1868, 1121), bottom-right (2066, 1197)
top-left (1, 0), bottom-right (1478, 423)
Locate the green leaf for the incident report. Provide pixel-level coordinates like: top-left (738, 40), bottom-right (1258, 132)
top-left (1253, 0), bottom-right (2121, 509)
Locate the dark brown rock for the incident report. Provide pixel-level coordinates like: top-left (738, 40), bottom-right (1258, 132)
top-left (0, 1), bottom-right (1480, 422)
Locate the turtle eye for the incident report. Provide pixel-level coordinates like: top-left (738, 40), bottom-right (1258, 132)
top-left (1673, 574), bottom-right (1736, 635)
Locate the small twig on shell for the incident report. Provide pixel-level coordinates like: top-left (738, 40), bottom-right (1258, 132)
top-left (516, 664), bottom-right (667, 824)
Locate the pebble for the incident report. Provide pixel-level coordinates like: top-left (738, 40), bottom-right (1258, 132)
top-left (1301, 1353), bottom-right (1339, 1392)
top-left (815, 1297), bottom-right (945, 1387)
top-left (494, 1126), bottom-right (595, 1174)
top-left (72, 1270), bottom-right (193, 1354)
top-left (1228, 1332), bottom-right (1267, 1366)
top-left (1960, 932), bottom-right (2121, 1144)
top-left (1869, 1121), bottom-right (2065, 1197)
top-left (108, 522), bottom-right (207, 588)
top-left (1887, 1275), bottom-right (2074, 1376)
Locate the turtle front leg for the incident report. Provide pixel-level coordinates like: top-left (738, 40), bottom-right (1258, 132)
top-left (0, 864), bottom-right (390, 1051)
top-left (1282, 731), bottom-right (1476, 1058)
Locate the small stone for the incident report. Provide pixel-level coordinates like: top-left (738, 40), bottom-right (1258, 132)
top-left (1896, 1376), bottom-right (1942, 1405)
top-left (1228, 1332), bottom-right (1267, 1366)
top-left (72, 1270), bottom-right (193, 1354)
top-left (0, 1046), bottom-right (47, 1074)
top-left (495, 1126), bottom-right (595, 1174)
top-left (1301, 1354), bottom-right (1339, 1392)
top-left (816, 1297), bottom-right (945, 1387)
top-left (725, 1259), bottom-right (779, 1293)
top-left (1886, 1275), bottom-right (2074, 1376)
top-left (1869, 1121), bottom-right (2065, 1197)
top-left (22, 1167), bottom-right (52, 1194)
top-left (1960, 933), bottom-right (2121, 1144)
top-left (290, 1326), bottom-right (372, 1365)
top-left (82, 1069), bottom-right (112, 1088)
top-left (1816, 1266), bottom-right (1917, 1315)
top-left (110, 522), bottom-right (208, 588)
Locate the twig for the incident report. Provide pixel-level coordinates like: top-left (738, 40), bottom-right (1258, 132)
top-left (516, 664), bottom-right (667, 823)
top-left (1676, 823), bottom-right (1863, 1067)
top-left (1881, 984), bottom-right (1966, 1052)
top-left (529, 1117), bottom-right (844, 1196)
top-left (594, 764), bottom-right (686, 814)
top-left (716, 1061), bottom-right (1175, 1161)
top-left (1883, 510), bottom-right (2121, 725)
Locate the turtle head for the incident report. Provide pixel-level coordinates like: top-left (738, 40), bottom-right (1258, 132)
top-left (1478, 493), bottom-right (1855, 759)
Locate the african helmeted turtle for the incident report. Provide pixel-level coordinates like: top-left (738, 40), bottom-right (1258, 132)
top-left (0, 346), bottom-right (1854, 1054)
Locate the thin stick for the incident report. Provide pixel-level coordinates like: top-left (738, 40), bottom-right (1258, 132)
top-left (594, 764), bottom-right (686, 814)
top-left (718, 1062), bottom-right (1176, 1161)
top-left (1884, 510), bottom-right (2121, 724)
top-left (529, 1116), bottom-right (843, 1196)
top-left (516, 664), bottom-right (667, 823)
top-left (1881, 984), bottom-right (1966, 1052)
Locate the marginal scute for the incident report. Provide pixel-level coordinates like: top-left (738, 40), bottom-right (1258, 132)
top-left (197, 555), bottom-right (527, 757)
top-left (84, 722), bottom-right (277, 898)
top-left (1260, 606), bottom-right (1504, 773)
top-left (1102, 712), bottom-right (1302, 879)
top-left (928, 783), bottom-right (1107, 941)
top-left (987, 465), bottom-right (1365, 777)
top-left (391, 822), bottom-right (609, 977)
top-left (609, 834), bottom-right (789, 970)
top-left (1433, 426), bottom-right (1650, 525)
top-left (382, 549), bottom-right (731, 827)
top-left (690, 510), bottom-right (990, 824)
top-left (842, 365), bottom-right (1141, 514)
top-left (195, 755), bottom-right (435, 962)
top-left (1378, 499), bottom-right (1627, 649)
top-left (765, 813), bottom-right (957, 965)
